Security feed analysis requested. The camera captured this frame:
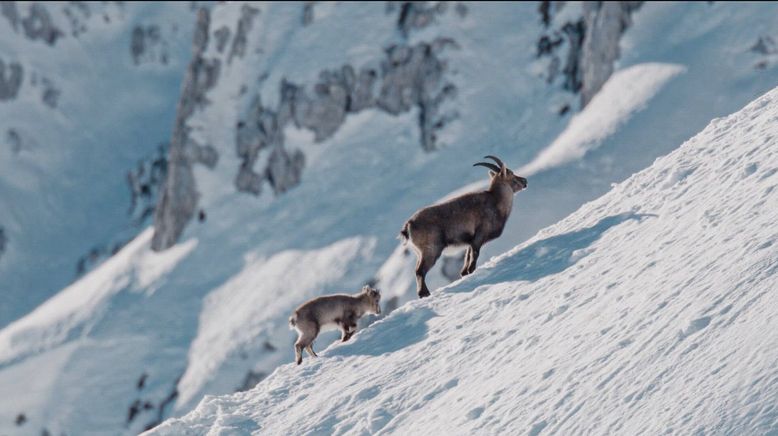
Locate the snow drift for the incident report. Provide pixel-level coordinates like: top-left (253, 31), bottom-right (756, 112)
top-left (152, 86), bottom-right (778, 435)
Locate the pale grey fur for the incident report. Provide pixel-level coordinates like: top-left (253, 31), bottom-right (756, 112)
top-left (288, 286), bottom-right (381, 365)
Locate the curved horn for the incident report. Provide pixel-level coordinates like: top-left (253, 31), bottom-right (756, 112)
top-left (473, 162), bottom-right (500, 173)
top-left (484, 155), bottom-right (505, 172)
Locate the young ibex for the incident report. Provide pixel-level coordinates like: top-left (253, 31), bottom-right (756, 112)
top-left (288, 286), bottom-right (381, 365)
top-left (400, 155), bottom-right (527, 298)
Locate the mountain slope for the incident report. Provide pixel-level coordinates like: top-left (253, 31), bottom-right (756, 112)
top-left (152, 86), bottom-right (778, 435)
top-left (0, 2), bottom-right (196, 327)
top-left (3, 2), bottom-right (778, 435)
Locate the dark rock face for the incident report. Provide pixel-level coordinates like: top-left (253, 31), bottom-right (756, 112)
top-left (233, 37), bottom-right (456, 198)
top-left (377, 39), bottom-right (458, 151)
top-left (0, 227), bottom-right (7, 261)
top-left (751, 35), bottom-right (778, 55)
top-left (40, 77), bottom-right (59, 108)
top-left (228, 4), bottom-right (259, 64)
top-left (1, 2), bottom-right (19, 32)
top-left (391, 1), bottom-right (448, 37)
top-left (21, 3), bottom-right (63, 46)
top-left (536, 1), bottom-right (642, 108)
top-left (152, 9), bottom-right (220, 251)
top-left (131, 25), bottom-right (170, 66)
top-left (62, 1), bottom-right (91, 38)
top-left (6, 129), bottom-right (22, 153)
top-left (580, 1), bottom-right (643, 106)
top-left (213, 26), bottom-right (231, 53)
top-left (302, 2), bottom-right (314, 26)
top-left (153, 4), bottom-right (460, 250)
top-left (0, 59), bottom-right (23, 101)
top-left (128, 144), bottom-right (169, 225)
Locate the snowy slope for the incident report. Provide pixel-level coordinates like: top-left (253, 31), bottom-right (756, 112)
top-left (0, 1), bottom-right (197, 327)
top-left (3, 2), bottom-right (778, 435)
top-left (152, 84), bottom-right (778, 436)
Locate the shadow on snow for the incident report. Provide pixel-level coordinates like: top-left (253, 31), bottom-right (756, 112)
top-left (326, 307), bottom-right (437, 358)
top-left (447, 212), bottom-right (657, 292)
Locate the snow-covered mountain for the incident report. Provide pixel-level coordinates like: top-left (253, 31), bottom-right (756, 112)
top-left (2, 1), bottom-right (778, 435)
top-left (152, 82), bottom-right (778, 436)
top-left (0, 1), bottom-right (198, 327)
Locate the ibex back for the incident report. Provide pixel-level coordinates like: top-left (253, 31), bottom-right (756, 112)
top-left (400, 155), bottom-right (527, 298)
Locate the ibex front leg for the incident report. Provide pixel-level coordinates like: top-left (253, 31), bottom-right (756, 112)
top-left (466, 244), bottom-right (481, 275)
top-left (461, 247), bottom-right (473, 277)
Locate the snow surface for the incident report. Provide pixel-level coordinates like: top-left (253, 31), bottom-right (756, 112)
top-left (3, 2), bottom-right (778, 435)
top-left (151, 84), bottom-right (778, 436)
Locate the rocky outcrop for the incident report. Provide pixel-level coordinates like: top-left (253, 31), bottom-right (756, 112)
top-left (391, 1), bottom-right (448, 37)
top-left (131, 25), bottom-right (170, 66)
top-left (154, 3), bottom-right (459, 250)
top-left (21, 3), bottom-right (63, 46)
top-left (580, 1), bottom-right (643, 106)
top-left (234, 37), bottom-right (456, 198)
top-left (377, 39), bottom-right (458, 150)
top-left (152, 9), bottom-right (220, 251)
top-left (0, 59), bottom-right (23, 101)
top-left (228, 4), bottom-right (259, 64)
top-left (213, 26), bottom-right (231, 53)
top-left (536, 1), bottom-right (642, 109)
top-left (128, 144), bottom-right (169, 225)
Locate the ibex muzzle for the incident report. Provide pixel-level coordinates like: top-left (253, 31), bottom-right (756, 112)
top-left (288, 286), bottom-right (381, 365)
top-left (400, 155), bottom-right (527, 298)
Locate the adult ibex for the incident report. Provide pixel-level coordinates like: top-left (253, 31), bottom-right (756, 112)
top-left (289, 286), bottom-right (382, 365)
top-left (400, 156), bottom-right (527, 298)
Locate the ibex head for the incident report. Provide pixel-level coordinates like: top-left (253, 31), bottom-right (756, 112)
top-left (361, 285), bottom-right (382, 315)
top-left (473, 155), bottom-right (528, 193)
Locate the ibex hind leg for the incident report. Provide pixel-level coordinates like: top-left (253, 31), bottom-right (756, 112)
top-left (293, 321), bottom-right (319, 365)
top-left (415, 246), bottom-right (442, 298)
top-left (305, 345), bottom-right (318, 357)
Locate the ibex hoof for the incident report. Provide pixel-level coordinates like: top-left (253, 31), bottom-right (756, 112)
top-left (418, 290), bottom-right (431, 298)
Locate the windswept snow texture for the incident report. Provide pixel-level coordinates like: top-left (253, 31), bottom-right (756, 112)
top-left (153, 86), bottom-right (778, 436)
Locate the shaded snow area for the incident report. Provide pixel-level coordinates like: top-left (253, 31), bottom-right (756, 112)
top-left (0, 2), bottom-right (196, 326)
top-left (3, 2), bottom-right (778, 435)
top-left (152, 86), bottom-right (778, 436)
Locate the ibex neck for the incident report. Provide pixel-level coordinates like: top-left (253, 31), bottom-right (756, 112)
top-left (489, 181), bottom-right (514, 218)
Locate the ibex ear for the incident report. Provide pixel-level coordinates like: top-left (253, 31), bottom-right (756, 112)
top-left (489, 170), bottom-right (496, 178)
top-left (362, 285), bottom-right (372, 293)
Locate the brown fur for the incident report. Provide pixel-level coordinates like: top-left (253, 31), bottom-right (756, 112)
top-left (400, 156), bottom-right (527, 298)
top-left (289, 286), bottom-right (381, 365)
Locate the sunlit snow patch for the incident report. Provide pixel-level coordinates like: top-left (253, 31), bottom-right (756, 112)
top-left (519, 63), bottom-right (686, 176)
